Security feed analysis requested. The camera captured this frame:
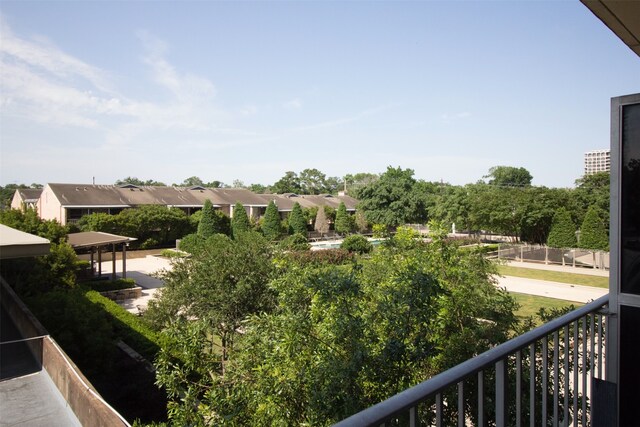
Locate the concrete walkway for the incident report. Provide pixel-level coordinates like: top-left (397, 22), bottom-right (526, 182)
top-left (504, 260), bottom-right (609, 277)
top-left (497, 260), bottom-right (609, 303)
top-left (100, 255), bottom-right (173, 314)
top-left (495, 275), bottom-right (608, 303)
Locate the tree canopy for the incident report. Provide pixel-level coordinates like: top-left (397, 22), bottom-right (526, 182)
top-left (357, 166), bottom-right (428, 227)
top-left (231, 202), bottom-right (251, 238)
top-left (334, 201), bottom-right (352, 235)
top-left (484, 166), bottom-right (533, 187)
top-left (114, 177), bottom-right (166, 186)
top-left (153, 232), bottom-right (518, 425)
top-left (579, 205), bottom-right (609, 250)
top-left (547, 208), bottom-right (577, 248)
top-left (288, 202), bottom-right (308, 235)
top-left (262, 201), bottom-right (282, 240)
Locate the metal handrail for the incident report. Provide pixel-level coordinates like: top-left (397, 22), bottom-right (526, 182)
top-left (334, 294), bottom-right (609, 427)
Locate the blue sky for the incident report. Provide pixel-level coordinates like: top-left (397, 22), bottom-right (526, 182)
top-left (1, 1), bottom-right (638, 188)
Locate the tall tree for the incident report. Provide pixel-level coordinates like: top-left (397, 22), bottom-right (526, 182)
top-left (344, 173), bottom-right (379, 198)
top-left (231, 202), bottom-right (251, 238)
top-left (179, 176), bottom-right (205, 187)
top-left (547, 208), bottom-right (577, 248)
top-left (484, 166), bottom-right (533, 187)
top-left (149, 232), bottom-right (274, 365)
top-left (357, 166), bottom-right (428, 227)
top-left (334, 202), bottom-right (352, 235)
top-left (573, 171), bottom-right (610, 229)
top-left (299, 168), bottom-right (328, 195)
top-left (579, 205), bottom-right (609, 250)
top-left (271, 171), bottom-right (302, 194)
top-left (262, 201), bottom-right (282, 240)
top-left (198, 200), bottom-right (218, 237)
top-left (288, 202), bottom-right (308, 235)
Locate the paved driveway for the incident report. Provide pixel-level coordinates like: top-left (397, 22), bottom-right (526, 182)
top-left (495, 275), bottom-right (608, 303)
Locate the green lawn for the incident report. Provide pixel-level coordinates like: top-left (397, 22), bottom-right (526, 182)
top-left (497, 265), bottom-right (609, 289)
top-left (511, 292), bottom-right (581, 324)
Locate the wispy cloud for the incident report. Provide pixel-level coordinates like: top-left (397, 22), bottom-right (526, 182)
top-left (0, 22), bottom-right (246, 149)
top-left (290, 104), bottom-right (396, 132)
top-left (441, 111), bottom-right (472, 123)
top-left (283, 98), bottom-right (302, 109)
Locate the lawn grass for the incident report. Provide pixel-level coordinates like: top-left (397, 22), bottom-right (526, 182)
top-left (511, 292), bottom-right (581, 325)
top-left (497, 265), bottom-right (609, 289)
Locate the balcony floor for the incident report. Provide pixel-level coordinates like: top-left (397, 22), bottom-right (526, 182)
top-left (0, 370), bottom-right (81, 427)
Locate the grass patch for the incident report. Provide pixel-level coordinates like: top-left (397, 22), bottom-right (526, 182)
top-left (511, 292), bottom-right (581, 324)
top-left (497, 265), bottom-right (608, 288)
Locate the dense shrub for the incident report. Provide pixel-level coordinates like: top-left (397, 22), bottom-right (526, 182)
top-left (178, 233), bottom-right (206, 255)
top-left (334, 202), bottom-right (353, 235)
top-left (26, 288), bottom-right (115, 375)
top-left (340, 234), bottom-right (373, 254)
top-left (83, 278), bottom-right (136, 292)
top-left (547, 208), bottom-right (577, 248)
top-left (279, 233), bottom-right (311, 251)
top-left (579, 205), bottom-right (609, 251)
top-left (84, 290), bottom-right (163, 361)
top-left (288, 202), bottom-right (308, 235)
top-left (283, 248), bottom-right (353, 266)
top-left (262, 201), bottom-right (283, 240)
top-left (232, 202), bottom-right (251, 238)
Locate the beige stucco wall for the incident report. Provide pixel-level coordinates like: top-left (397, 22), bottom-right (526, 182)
top-left (38, 185), bottom-right (65, 225)
top-left (10, 191), bottom-right (24, 210)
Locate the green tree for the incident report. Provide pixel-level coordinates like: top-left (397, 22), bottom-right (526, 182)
top-left (357, 166), bottom-right (428, 227)
top-left (248, 183), bottom-right (268, 193)
top-left (299, 168), bottom-right (328, 194)
top-left (231, 202), bottom-right (251, 238)
top-left (288, 202), bottom-right (308, 235)
top-left (271, 171), bottom-right (302, 194)
top-left (262, 200), bottom-right (282, 240)
top-left (344, 173), bottom-right (379, 198)
top-left (334, 202), bottom-right (352, 235)
top-left (178, 176), bottom-right (205, 187)
top-left (116, 205), bottom-right (191, 247)
top-left (579, 205), bottom-right (609, 250)
top-left (148, 232), bottom-right (274, 363)
top-left (114, 177), bottom-right (165, 186)
top-left (573, 172), bottom-right (609, 229)
top-left (484, 166), bottom-right (533, 187)
top-left (198, 200), bottom-right (218, 238)
top-left (340, 234), bottom-right (372, 254)
top-left (156, 234), bottom-right (518, 425)
top-left (547, 208), bottom-right (577, 248)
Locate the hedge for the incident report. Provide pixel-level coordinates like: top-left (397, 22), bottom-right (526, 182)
top-left (83, 278), bottom-right (137, 292)
top-left (84, 290), bottom-right (163, 361)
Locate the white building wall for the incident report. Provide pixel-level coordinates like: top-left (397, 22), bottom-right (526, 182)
top-left (10, 192), bottom-right (24, 211)
top-left (584, 149), bottom-right (611, 175)
top-left (38, 185), bottom-right (65, 225)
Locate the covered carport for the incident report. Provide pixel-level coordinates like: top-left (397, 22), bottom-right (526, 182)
top-left (67, 232), bottom-right (137, 281)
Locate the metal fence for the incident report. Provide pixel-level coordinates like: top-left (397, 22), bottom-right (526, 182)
top-left (496, 244), bottom-right (609, 270)
top-left (334, 295), bottom-right (609, 427)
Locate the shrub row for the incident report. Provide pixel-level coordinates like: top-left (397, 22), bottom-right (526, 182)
top-left (283, 248), bottom-right (354, 266)
top-left (84, 290), bottom-right (163, 361)
top-left (82, 278), bottom-right (137, 292)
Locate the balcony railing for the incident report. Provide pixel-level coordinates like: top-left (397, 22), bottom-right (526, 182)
top-left (335, 294), bottom-right (609, 427)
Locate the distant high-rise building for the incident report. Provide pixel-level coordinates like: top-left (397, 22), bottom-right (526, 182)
top-left (584, 149), bottom-right (610, 175)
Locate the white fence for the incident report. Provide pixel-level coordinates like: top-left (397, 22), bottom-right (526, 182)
top-left (496, 244), bottom-right (609, 270)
